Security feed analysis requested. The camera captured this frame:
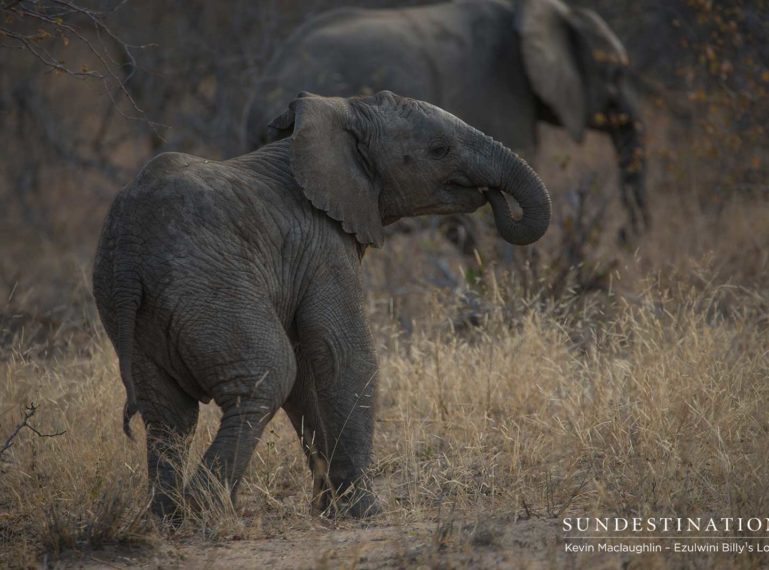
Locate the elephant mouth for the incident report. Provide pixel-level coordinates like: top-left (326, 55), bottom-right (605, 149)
top-left (445, 182), bottom-right (487, 206)
top-left (443, 181), bottom-right (524, 220)
top-left (431, 178), bottom-right (487, 214)
top-left (443, 175), bottom-right (486, 196)
top-left (444, 183), bottom-right (485, 195)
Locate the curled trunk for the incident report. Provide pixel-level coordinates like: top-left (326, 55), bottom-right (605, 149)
top-left (480, 137), bottom-right (552, 246)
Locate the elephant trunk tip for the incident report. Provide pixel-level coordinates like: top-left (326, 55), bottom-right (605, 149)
top-left (485, 147), bottom-right (551, 246)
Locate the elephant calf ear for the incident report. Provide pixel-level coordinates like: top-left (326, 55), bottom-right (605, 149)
top-left (266, 107), bottom-right (295, 142)
top-left (266, 91), bottom-right (313, 142)
top-left (281, 94), bottom-right (384, 247)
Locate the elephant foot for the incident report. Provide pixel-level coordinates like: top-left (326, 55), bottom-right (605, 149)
top-left (341, 487), bottom-right (382, 518)
top-left (182, 467), bottom-right (239, 518)
top-left (316, 482), bottom-right (381, 519)
top-left (150, 490), bottom-right (185, 529)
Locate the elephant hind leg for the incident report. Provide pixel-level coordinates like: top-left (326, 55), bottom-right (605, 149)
top-left (184, 308), bottom-right (298, 506)
top-left (133, 350), bottom-right (200, 522)
top-left (191, 391), bottom-right (280, 504)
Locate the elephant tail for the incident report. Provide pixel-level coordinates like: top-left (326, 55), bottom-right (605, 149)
top-left (115, 280), bottom-right (142, 440)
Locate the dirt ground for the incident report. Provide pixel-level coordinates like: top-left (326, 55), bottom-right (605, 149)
top-left (60, 516), bottom-right (606, 569)
top-left (55, 512), bottom-right (752, 569)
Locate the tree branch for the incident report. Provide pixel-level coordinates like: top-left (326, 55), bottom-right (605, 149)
top-left (0, 403), bottom-right (66, 462)
top-left (1, 0), bottom-right (167, 132)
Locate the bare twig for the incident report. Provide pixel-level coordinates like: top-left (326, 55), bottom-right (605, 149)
top-left (1, 0), bottom-right (166, 132)
top-left (0, 403), bottom-right (66, 461)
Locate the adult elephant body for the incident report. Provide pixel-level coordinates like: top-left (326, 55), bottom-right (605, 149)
top-left (93, 92), bottom-right (550, 520)
top-left (245, 0), bottom-right (647, 232)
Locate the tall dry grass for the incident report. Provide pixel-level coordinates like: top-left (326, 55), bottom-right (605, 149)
top-left (2, 250), bottom-right (768, 566)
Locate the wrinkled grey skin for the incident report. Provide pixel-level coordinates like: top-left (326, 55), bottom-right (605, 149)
top-left (93, 91), bottom-right (551, 520)
top-left (245, 0), bottom-right (647, 234)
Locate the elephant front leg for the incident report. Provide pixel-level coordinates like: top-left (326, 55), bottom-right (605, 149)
top-left (285, 288), bottom-right (381, 518)
top-left (319, 377), bottom-right (380, 518)
top-left (283, 354), bottom-right (332, 515)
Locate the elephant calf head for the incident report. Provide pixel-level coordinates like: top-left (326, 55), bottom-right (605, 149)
top-left (269, 91), bottom-right (551, 248)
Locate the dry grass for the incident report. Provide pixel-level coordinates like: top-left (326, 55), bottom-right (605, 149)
top-left (2, 244), bottom-right (769, 567)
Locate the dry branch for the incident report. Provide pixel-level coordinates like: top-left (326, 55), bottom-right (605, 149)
top-left (0, 0), bottom-right (158, 125)
top-left (0, 403), bottom-right (66, 462)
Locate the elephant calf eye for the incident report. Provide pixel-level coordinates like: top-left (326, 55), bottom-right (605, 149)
top-left (428, 144), bottom-right (451, 159)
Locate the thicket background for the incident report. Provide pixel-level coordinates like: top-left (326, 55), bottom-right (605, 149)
top-left (1, 0), bottom-right (768, 323)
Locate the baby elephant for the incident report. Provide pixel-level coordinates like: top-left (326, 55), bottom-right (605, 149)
top-left (92, 91), bottom-right (551, 519)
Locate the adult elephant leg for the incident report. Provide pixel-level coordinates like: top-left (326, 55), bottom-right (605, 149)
top-left (290, 278), bottom-right (381, 518)
top-left (184, 302), bottom-right (297, 506)
top-left (133, 350), bottom-right (200, 522)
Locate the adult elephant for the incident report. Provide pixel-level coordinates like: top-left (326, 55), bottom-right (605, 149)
top-left (93, 91), bottom-right (550, 520)
top-left (245, 0), bottom-right (648, 234)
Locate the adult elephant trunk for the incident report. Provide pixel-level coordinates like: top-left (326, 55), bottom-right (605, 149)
top-left (472, 134), bottom-right (552, 246)
top-left (607, 84), bottom-right (648, 234)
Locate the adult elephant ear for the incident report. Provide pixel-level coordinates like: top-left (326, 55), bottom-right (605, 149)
top-left (519, 0), bottom-right (587, 143)
top-left (268, 92), bottom-right (384, 247)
